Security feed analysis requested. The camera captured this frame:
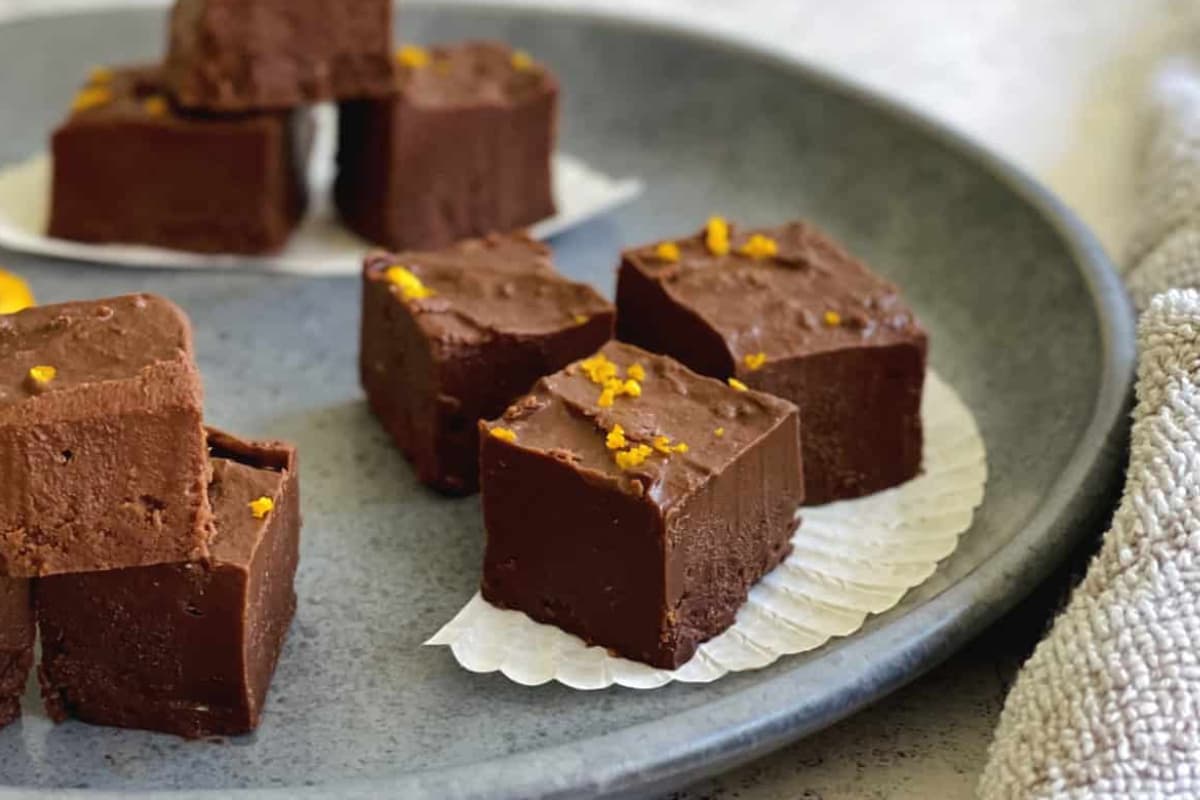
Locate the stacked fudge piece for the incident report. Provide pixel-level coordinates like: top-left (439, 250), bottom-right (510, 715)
top-left (0, 295), bottom-right (300, 737)
top-left (49, 0), bottom-right (558, 256)
top-left (359, 215), bottom-right (927, 668)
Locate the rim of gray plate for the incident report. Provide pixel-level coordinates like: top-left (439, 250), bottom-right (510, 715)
top-left (0, 1), bottom-right (1137, 798)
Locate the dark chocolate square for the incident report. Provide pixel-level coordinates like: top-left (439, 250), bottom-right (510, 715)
top-left (336, 41), bottom-right (557, 251)
top-left (480, 341), bottom-right (804, 669)
top-left (617, 220), bottom-right (927, 504)
top-left (0, 579), bottom-right (33, 729)
top-left (164, 0), bottom-right (397, 111)
top-left (0, 294), bottom-right (213, 577)
top-left (36, 429), bottom-right (300, 739)
top-left (49, 65), bottom-right (309, 255)
top-left (361, 233), bottom-right (614, 494)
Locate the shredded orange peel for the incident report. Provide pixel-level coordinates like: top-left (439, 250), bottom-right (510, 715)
top-left (72, 85), bottom-right (112, 113)
top-left (249, 496), bottom-right (275, 519)
top-left (728, 377), bottom-right (748, 392)
top-left (739, 234), bottom-right (778, 259)
top-left (489, 427), bottom-right (517, 443)
top-left (705, 216), bottom-right (730, 256)
top-left (0, 269), bottom-right (35, 314)
top-left (823, 309), bottom-right (842, 327)
top-left (654, 242), bottom-right (680, 262)
top-left (385, 266), bottom-right (434, 301)
top-left (743, 352), bottom-right (767, 371)
top-left (510, 50), bottom-right (536, 71)
top-left (396, 45), bottom-right (430, 69)
top-left (28, 365), bottom-right (56, 385)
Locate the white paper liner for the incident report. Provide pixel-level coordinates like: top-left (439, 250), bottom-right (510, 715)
top-left (427, 370), bottom-right (988, 689)
top-left (0, 105), bottom-right (643, 276)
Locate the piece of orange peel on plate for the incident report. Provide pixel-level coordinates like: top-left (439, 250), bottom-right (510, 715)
top-left (427, 370), bottom-right (987, 689)
top-left (0, 268), bottom-right (34, 314)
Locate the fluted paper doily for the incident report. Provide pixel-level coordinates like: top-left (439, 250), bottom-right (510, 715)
top-left (427, 370), bottom-right (987, 689)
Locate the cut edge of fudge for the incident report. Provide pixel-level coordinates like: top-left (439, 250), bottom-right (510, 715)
top-left (479, 341), bottom-right (804, 668)
top-left (0, 294), bottom-right (215, 577)
top-left (360, 234), bottom-right (615, 494)
top-left (616, 218), bottom-right (927, 504)
top-left (49, 65), bottom-right (311, 255)
top-left (35, 428), bottom-right (300, 739)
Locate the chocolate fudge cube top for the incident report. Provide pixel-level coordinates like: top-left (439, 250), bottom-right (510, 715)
top-left (0, 293), bottom-right (193, 405)
top-left (49, 65), bottom-right (309, 254)
top-left (619, 220), bottom-right (925, 374)
top-left (364, 234), bottom-right (611, 343)
top-left (165, 0), bottom-right (397, 111)
top-left (0, 579), bottom-right (32, 729)
top-left (361, 234), bottom-right (614, 493)
top-left (395, 40), bottom-right (557, 106)
top-left (37, 429), bottom-right (299, 739)
top-left (484, 340), bottom-right (799, 502)
top-left (480, 341), bottom-right (803, 668)
top-left (0, 294), bottom-right (212, 576)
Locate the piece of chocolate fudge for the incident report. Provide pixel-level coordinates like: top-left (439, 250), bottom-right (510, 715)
top-left (336, 41), bottom-right (557, 251)
top-left (164, 0), bottom-right (396, 112)
top-left (0, 294), bottom-right (213, 577)
top-left (37, 429), bottom-right (300, 739)
top-left (0, 579), bottom-right (33, 728)
top-left (361, 233), bottom-right (614, 494)
top-left (617, 219), bottom-right (927, 505)
top-left (49, 65), bottom-right (310, 254)
top-left (480, 341), bottom-right (804, 669)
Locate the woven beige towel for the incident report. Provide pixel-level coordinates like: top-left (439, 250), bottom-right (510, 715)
top-left (980, 59), bottom-right (1200, 800)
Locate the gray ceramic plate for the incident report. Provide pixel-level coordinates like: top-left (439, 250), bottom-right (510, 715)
top-left (0, 3), bottom-right (1135, 798)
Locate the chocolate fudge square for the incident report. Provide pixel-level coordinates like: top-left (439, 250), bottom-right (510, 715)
top-left (0, 294), bottom-right (212, 577)
top-left (37, 429), bottom-right (300, 739)
top-left (0, 579), bottom-right (33, 728)
top-left (49, 65), bottom-right (309, 255)
top-left (617, 219), bottom-right (927, 505)
top-left (480, 341), bottom-right (804, 669)
top-left (336, 41), bottom-right (557, 251)
top-left (164, 0), bottom-right (396, 111)
top-left (361, 234), bottom-right (614, 494)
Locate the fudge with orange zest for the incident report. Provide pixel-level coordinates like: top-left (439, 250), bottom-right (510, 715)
top-left (480, 341), bottom-right (803, 669)
top-left (37, 429), bottom-right (300, 738)
top-left (616, 218), bottom-right (927, 504)
top-left (0, 294), bottom-right (212, 577)
top-left (49, 65), bottom-right (310, 254)
top-left (336, 41), bottom-right (557, 250)
top-left (360, 233), bottom-right (613, 494)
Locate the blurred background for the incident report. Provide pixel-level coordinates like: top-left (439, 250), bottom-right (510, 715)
top-left (4, 0), bottom-right (1198, 797)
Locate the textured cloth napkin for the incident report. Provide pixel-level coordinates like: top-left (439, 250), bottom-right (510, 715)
top-left (979, 58), bottom-right (1200, 799)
